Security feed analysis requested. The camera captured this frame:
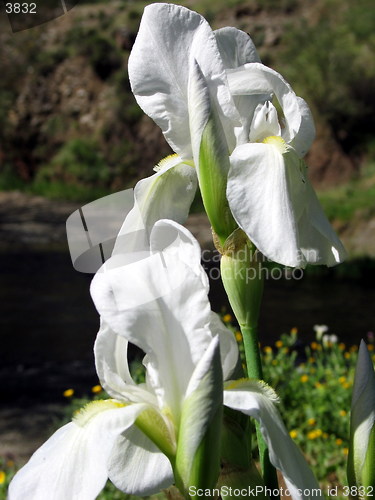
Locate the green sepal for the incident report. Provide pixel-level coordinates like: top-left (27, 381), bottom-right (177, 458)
top-left (198, 111), bottom-right (237, 246)
top-left (174, 338), bottom-right (223, 498)
top-left (135, 406), bottom-right (176, 462)
top-left (362, 424), bottom-right (375, 493)
top-left (220, 228), bottom-right (264, 328)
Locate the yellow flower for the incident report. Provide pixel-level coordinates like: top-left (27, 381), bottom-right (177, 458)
top-left (344, 352), bottom-right (351, 359)
top-left (336, 438), bottom-right (343, 446)
top-left (314, 382), bottom-right (323, 389)
top-left (300, 374), bottom-right (309, 383)
top-left (338, 343), bottom-right (346, 351)
top-left (275, 340), bottom-right (283, 348)
top-left (310, 342), bottom-right (318, 350)
top-left (339, 410), bottom-right (347, 417)
top-left (91, 385), bottom-right (102, 394)
top-left (339, 376), bottom-right (346, 384)
top-left (343, 447), bottom-right (349, 455)
top-left (307, 430), bottom-right (322, 440)
top-left (290, 327), bottom-right (298, 335)
top-left (308, 357), bottom-right (315, 364)
top-left (349, 345), bottom-right (358, 353)
top-left (63, 388), bottom-right (74, 398)
top-left (289, 430), bottom-right (298, 439)
top-left (263, 346), bottom-right (272, 354)
top-left (235, 331), bottom-right (242, 342)
top-left (283, 347), bottom-right (289, 354)
top-left (223, 314), bottom-right (232, 323)
top-left (307, 417), bottom-right (316, 426)
top-left (0, 471), bottom-right (6, 484)
top-left (342, 382), bottom-right (351, 389)
top-left (315, 429), bottom-right (323, 438)
top-left (368, 344), bottom-right (374, 351)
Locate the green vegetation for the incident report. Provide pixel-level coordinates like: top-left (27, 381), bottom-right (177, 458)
top-left (318, 162), bottom-right (375, 222)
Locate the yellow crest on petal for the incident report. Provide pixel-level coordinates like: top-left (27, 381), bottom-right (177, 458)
top-left (262, 135), bottom-right (290, 155)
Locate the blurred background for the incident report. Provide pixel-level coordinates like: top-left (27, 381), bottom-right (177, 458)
top-left (0, 0), bottom-right (374, 477)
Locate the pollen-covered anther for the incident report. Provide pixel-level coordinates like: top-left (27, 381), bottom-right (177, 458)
top-left (153, 153), bottom-right (179, 172)
top-left (73, 400), bottom-right (126, 427)
top-left (262, 135), bottom-right (290, 155)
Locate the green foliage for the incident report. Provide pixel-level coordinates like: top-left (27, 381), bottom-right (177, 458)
top-left (278, 0), bottom-right (375, 155)
top-left (317, 161), bottom-right (375, 221)
top-left (36, 138), bottom-right (110, 187)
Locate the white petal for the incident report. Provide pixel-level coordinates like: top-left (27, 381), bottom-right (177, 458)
top-left (249, 101), bottom-right (281, 142)
top-left (350, 341), bottom-right (375, 476)
top-left (129, 4), bottom-right (237, 158)
top-left (292, 97), bottom-right (316, 157)
top-left (228, 143), bottom-right (304, 267)
top-left (224, 381), bottom-right (322, 500)
top-left (8, 403), bottom-right (147, 500)
top-left (226, 63), bottom-right (301, 144)
top-left (94, 320), bottom-right (159, 406)
top-left (209, 312), bottom-right (239, 381)
top-left (214, 27), bottom-right (260, 69)
top-left (113, 156), bottom-right (197, 255)
top-left (108, 425), bottom-right (173, 495)
top-left (215, 27), bottom-right (264, 145)
top-left (298, 180), bottom-right (347, 265)
top-left (91, 220), bottom-right (213, 419)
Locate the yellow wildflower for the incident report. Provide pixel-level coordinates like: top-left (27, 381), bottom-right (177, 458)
top-left (263, 346), bottom-right (272, 354)
top-left (275, 340), bottom-right (283, 348)
top-left (63, 388), bottom-right (74, 398)
top-left (308, 357), bottom-right (315, 364)
top-left (290, 327), bottom-right (298, 335)
top-left (343, 447), bottom-right (349, 455)
top-left (339, 376), bottom-right (346, 384)
top-left (339, 410), bottom-right (347, 417)
top-left (300, 374), bottom-right (309, 383)
top-left (314, 382), bottom-right (323, 389)
top-left (91, 385), bottom-right (102, 394)
top-left (289, 430), bottom-right (298, 439)
top-left (307, 417), bottom-right (316, 426)
top-left (235, 331), bottom-right (242, 342)
top-left (336, 438), bottom-right (343, 446)
top-left (0, 471), bottom-right (5, 484)
top-left (368, 344), bottom-right (374, 351)
top-left (310, 342), bottom-right (318, 350)
top-left (338, 343), bottom-right (346, 351)
top-left (349, 345), bottom-right (358, 353)
top-left (344, 352), bottom-right (351, 359)
top-left (223, 314), bottom-right (232, 323)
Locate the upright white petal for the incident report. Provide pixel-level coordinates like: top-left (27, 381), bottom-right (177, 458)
top-left (292, 97), bottom-right (316, 157)
top-left (94, 320), bottom-right (159, 406)
top-left (8, 403), bottom-right (147, 500)
top-left (129, 3), bottom-right (238, 158)
top-left (226, 63), bottom-right (301, 144)
top-left (209, 312), bottom-right (239, 381)
top-left (91, 220), bottom-right (213, 419)
top-left (224, 381), bottom-right (322, 500)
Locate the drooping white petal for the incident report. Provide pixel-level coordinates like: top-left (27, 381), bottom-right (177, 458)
top-left (226, 62), bottom-right (302, 144)
top-left (228, 142), bottom-right (304, 267)
top-left (298, 179), bottom-right (347, 266)
top-left (129, 3), bottom-right (238, 158)
top-left (292, 97), bottom-right (316, 157)
top-left (94, 320), bottom-right (159, 406)
top-left (209, 312), bottom-right (239, 381)
top-left (91, 220), bottom-right (213, 419)
top-left (8, 403), bottom-right (147, 500)
top-left (224, 381), bottom-right (322, 500)
top-left (113, 155), bottom-right (197, 255)
top-left (349, 340), bottom-right (375, 483)
top-left (108, 425), bottom-right (173, 495)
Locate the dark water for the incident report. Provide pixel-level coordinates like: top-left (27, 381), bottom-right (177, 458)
top-left (1, 250), bottom-right (374, 402)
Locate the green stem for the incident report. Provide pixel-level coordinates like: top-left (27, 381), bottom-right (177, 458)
top-left (240, 324), bottom-right (280, 499)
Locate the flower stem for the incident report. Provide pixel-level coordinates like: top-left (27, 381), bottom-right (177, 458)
top-left (240, 324), bottom-right (279, 499)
